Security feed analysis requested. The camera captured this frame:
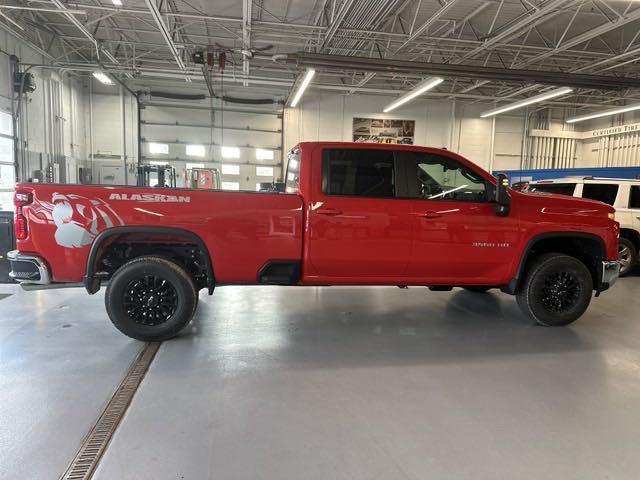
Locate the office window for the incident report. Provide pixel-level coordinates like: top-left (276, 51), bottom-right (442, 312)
top-left (186, 144), bottom-right (205, 157)
top-left (221, 181), bottom-right (240, 191)
top-left (256, 166), bottom-right (274, 177)
top-left (582, 183), bottom-right (619, 206)
top-left (221, 164), bottom-right (240, 175)
top-left (148, 142), bottom-right (169, 154)
top-left (256, 148), bottom-right (274, 160)
top-left (322, 149), bottom-right (395, 197)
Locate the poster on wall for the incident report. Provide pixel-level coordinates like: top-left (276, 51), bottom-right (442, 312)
top-left (352, 117), bottom-right (415, 144)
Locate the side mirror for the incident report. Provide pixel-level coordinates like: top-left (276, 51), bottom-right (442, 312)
top-left (494, 173), bottom-right (510, 217)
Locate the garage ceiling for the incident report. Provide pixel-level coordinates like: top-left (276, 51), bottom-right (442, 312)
top-left (2, 0), bottom-right (640, 110)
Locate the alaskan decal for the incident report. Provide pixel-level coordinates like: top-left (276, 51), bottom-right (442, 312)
top-left (108, 193), bottom-right (191, 203)
top-left (28, 193), bottom-right (125, 249)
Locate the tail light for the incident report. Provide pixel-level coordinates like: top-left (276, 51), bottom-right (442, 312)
top-left (14, 191), bottom-right (33, 208)
top-left (14, 190), bottom-right (33, 241)
top-left (15, 213), bottom-right (28, 240)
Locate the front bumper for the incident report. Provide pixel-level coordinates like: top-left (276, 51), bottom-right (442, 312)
top-left (7, 250), bottom-right (51, 285)
top-left (600, 260), bottom-right (620, 291)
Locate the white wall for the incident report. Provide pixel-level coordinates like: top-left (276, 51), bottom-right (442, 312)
top-left (284, 92), bottom-right (525, 173)
top-left (1, 30), bottom-right (86, 183)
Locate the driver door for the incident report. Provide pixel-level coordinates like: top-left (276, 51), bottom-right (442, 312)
top-left (397, 150), bottom-right (520, 284)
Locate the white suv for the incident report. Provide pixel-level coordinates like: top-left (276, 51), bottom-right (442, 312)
top-left (527, 177), bottom-right (640, 276)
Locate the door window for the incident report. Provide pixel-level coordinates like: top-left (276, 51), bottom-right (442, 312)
top-left (630, 186), bottom-right (640, 209)
top-left (322, 149), bottom-right (395, 198)
top-left (398, 151), bottom-right (488, 201)
top-left (582, 183), bottom-right (619, 206)
top-left (528, 183), bottom-right (576, 196)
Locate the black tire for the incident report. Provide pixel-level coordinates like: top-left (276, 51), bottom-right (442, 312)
top-left (516, 253), bottom-right (593, 327)
top-left (463, 286), bottom-right (491, 293)
top-left (618, 237), bottom-right (637, 277)
top-left (105, 256), bottom-right (198, 341)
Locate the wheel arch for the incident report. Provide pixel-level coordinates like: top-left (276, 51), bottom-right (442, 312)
top-left (84, 226), bottom-right (215, 295)
top-left (619, 228), bottom-right (640, 252)
top-left (505, 232), bottom-right (606, 294)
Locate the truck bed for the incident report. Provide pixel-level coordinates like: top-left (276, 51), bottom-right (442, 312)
top-left (15, 183), bottom-right (304, 283)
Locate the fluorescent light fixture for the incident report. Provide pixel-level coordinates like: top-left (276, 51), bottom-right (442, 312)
top-left (290, 69), bottom-right (315, 108)
top-left (92, 71), bottom-right (114, 85)
top-left (186, 144), bottom-right (205, 157)
top-left (221, 146), bottom-right (240, 159)
top-left (112, 0), bottom-right (123, 5)
top-left (566, 102), bottom-right (640, 124)
top-left (480, 87), bottom-right (573, 118)
top-left (383, 77), bottom-right (444, 113)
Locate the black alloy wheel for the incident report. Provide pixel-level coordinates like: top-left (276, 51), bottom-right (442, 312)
top-left (105, 256), bottom-right (198, 341)
top-left (539, 271), bottom-right (581, 313)
top-left (516, 253), bottom-right (593, 327)
top-left (123, 275), bottom-right (179, 326)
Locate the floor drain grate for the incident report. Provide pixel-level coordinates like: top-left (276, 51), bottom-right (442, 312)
top-left (60, 342), bottom-right (161, 480)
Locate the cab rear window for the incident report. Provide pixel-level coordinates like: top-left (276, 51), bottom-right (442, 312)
top-left (528, 183), bottom-right (576, 196)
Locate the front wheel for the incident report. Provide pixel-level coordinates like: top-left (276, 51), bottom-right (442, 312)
top-left (618, 238), bottom-right (637, 277)
top-left (105, 256), bottom-right (198, 341)
top-left (516, 253), bottom-right (593, 327)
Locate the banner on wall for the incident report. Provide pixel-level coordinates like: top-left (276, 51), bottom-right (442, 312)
top-left (352, 117), bottom-right (415, 144)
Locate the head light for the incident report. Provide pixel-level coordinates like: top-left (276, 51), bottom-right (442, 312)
top-left (608, 212), bottom-right (616, 221)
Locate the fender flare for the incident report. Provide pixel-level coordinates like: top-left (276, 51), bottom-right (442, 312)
top-left (83, 226), bottom-right (215, 295)
top-left (504, 231), bottom-right (606, 294)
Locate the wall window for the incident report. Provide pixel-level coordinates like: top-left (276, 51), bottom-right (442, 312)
top-left (630, 186), bottom-right (640, 209)
top-left (322, 149), bottom-right (395, 198)
top-left (221, 146), bottom-right (240, 159)
top-left (149, 160), bottom-right (168, 166)
top-left (148, 142), bottom-right (169, 154)
top-left (256, 166), bottom-right (274, 177)
top-left (186, 144), bottom-right (205, 157)
top-left (221, 181), bottom-right (240, 191)
top-left (0, 112), bottom-right (14, 212)
top-left (221, 164), bottom-right (240, 175)
top-left (186, 162), bottom-right (205, 170)
top-left (582, 183), bottom-right (619, 206)
top-left (256, 148), bottom-right (274, 160)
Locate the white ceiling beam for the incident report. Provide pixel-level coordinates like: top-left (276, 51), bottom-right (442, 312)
top-left (242, 0), bottom-right (252, 86)
top-left (143, 0), bottom-right (188, 80)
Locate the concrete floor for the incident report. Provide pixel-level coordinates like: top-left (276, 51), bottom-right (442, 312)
top-left (2, 275), bottom-right (640, 480)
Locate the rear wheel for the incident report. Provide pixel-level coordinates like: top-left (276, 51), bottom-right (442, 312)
top-left (516, 253), bottom-right (593, 327)
top-left (617, 238), bottom-right (637, 277)
top-left (105, 256), bottom-right (198, 341)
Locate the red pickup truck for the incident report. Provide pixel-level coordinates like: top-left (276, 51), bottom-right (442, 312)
top-left (9, 142), bottom-right (620, 341)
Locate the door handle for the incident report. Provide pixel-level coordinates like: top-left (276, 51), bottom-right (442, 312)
top-left (316, 208), bottom-right (343, 216)
top-left (418, 211), bottom-right (442, 219)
